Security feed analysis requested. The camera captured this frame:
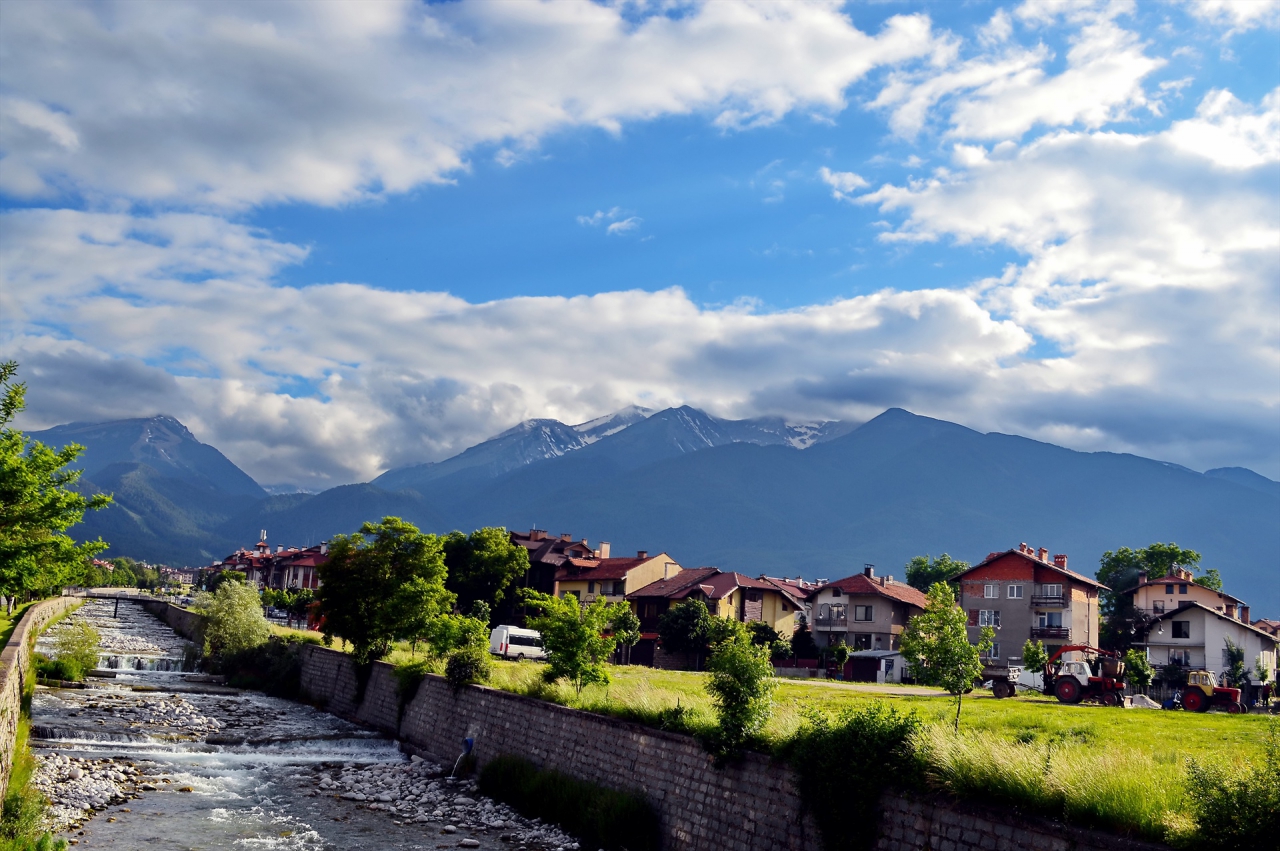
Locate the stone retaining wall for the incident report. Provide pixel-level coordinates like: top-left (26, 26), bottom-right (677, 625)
top-left (296, 644), bottom-right (1169, 851)
top-left (137, 599), bottom-right (205, 643)
top-left (0, 596), bottom-right (81, 794)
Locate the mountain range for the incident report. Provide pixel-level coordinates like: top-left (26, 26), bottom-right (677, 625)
top-left (33, 407), bottom-right (1280, 614)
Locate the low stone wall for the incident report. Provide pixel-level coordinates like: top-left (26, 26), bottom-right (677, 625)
top-left (296, 644), bottom-right (1169, 851)
top-left (137, 599), bottom-right (205, 643)
top-left (0, 596), bottom-right (81, 794)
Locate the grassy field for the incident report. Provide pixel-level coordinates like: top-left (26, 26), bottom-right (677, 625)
top-left (0, 601), bottom-right (37, 649)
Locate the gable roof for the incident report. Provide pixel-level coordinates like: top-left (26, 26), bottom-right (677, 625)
top-left (555, 556), bottom-right (653, 582)
top-left (1146, 601), bottom-right (1279, 643)
top-left (758, 576), bottom-right (813, 605)
top-left (627, 567), bottom-right (720, 600)
top-left (957, 548), bottom-right (1107, 590)
top-left (1117, 573), bottom-right (1245, 604)
top-left (807, 573), bottom-right (929, 608)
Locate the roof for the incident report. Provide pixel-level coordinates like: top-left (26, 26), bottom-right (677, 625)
top-left (1145, 601), bottom-right (1280, 643)
top-left (555, 556), bottom-right (650, 582)
top-left (807, 573), bottom-right (929, 608)
top-left (758, 576), bottom-right (813, 605)
top-left (956, 548), bottom-right (1107, 590)
top-left (1117, 574), bottom-right (1245, 604)
top-left (1253, 619), bottom-right (1280, 636)
top-left (628, 567), bottom-right (720, 600)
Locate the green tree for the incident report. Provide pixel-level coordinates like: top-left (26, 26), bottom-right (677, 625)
top-left (904, 553), bottom-right (969, 593)
top-left (442, 527), bottom-right (530, 618)
top-left (53, 621), bottom-right (101, 680)
top-left (317, 517), bottom-right (454, 665)
top-left (657, 599), bottom-right (712, 656)
top-left (704, 633), bottom-right (776, 759)
top-left (195, 581), bottom-right (271, 658)
top-left (206, 569), bottom-right (247, 594)
top-left (1021, 638), bottom-right (1048, 674)
top-left (1124, 648), bottom-right (1154, 694)
top-left (1223, 637), bottom-right (1247, 689)
top-left (1255, 654), bottom-right (1273, 688)
top-left (746, 620), bottom-right (789, 659)
top-left (0, 362), bottom-right (112, 607)
top-left (522, 590), bottom-right (633, 694)
top-left (900, 582), bottom-right (992, 730)
top-left (790, 614), bottom-right (819, 659)
top-left (1194, 567), bottom-right (1223, 591)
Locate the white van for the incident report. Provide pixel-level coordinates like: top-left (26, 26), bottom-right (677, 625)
top-left (489, 625), bottom-right (546, 661)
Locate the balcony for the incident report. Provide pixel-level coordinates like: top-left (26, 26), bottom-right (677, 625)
top-left (1030, 626), bottom-right (1071, 640)
top-left (1030, 595), bottom-right (1067, 607)
top-left (813, 614), bottom-right (848, 628)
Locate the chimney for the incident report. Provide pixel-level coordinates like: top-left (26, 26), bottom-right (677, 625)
top-left (277, 545), bottom-right (284, 554)
top-left (1054, 554), bottom-right (1068, 569)
top-left (530, 529), bottom-right (546, 541)
top-left (581, 538), bottom-right (588, 545)
top-left (1037, 547), bottom-right (1049, 561)
top-left (1137, 569), bottom-right (1146, 584)
top-left (637, 550), bottom-right (648, 559)
top-left (987, 552), bottom-right (1001, 561)
top-left (599, 542), bottom-right (610, 559)
top-left (1019, 542), bottom-right (1028, 553)
top-left (663, 561), bottom-right (670, 580)
top-left (1240, 605), bottom-right (1250, 623)
top-left (863, 565), bottom-right (875, 578)
top-left (561, 533), bottom-right (572, 542)
top-left (320, 543), bottom-right (328, 555)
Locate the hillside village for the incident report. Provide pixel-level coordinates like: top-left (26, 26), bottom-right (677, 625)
top-left (200, 527), bottom-right (1278, 708)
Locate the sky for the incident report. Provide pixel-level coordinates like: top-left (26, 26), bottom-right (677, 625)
top-left (1, 0), bottom-right (1278, 490)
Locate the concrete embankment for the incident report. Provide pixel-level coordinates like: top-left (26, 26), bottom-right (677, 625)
top-left (138, 600), bottom-right (1169, 851)
top-left (0, 596), bottom-right (81, 793)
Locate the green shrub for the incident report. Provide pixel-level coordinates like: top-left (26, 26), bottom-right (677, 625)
top-left (51, 621), bottom-right (99, 680)
top-left (786, 704), bottom-right (922, 851)
top-left (1182, 719), bottom-right (1280, 849)
top-left (477, 755), bottom-right (659, 851)
top-left (703, 637), bottom-right (775, 759)
top-left (218, 635), bottom-right (314, 698)
top-left (445, 644), bottom-right (491, 692)
top-left (196, 581), bottom-right (271, 658)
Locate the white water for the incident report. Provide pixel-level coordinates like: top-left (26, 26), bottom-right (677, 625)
top-left (29, 600), bottom-right (527, 850)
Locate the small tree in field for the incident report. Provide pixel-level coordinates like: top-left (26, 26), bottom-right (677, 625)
top-left (1021, 639), bottom-right (1048, 673)
top-left (705, 634), bottom-right (776, 759)
top-left (196, 581), bottom-right (270, 658)
top-left (523, 591), bottom-right (634, 694)
top-left (900, 582), bottom-right (992, 730)
top-left (1223, 637), bottom-right (1247, 689)
top-left (830, 642), bottom-right (850, 678)
top-left (1124, 649), bottom-right (1154, 694)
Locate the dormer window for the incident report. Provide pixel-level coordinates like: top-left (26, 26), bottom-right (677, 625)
top-left (831, 588), bottom-right (842, 597)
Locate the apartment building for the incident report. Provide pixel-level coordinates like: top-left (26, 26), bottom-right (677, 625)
top-left (806, 566), bottom-right (928, 651)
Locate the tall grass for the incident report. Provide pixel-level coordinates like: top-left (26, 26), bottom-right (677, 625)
top-left (915, 723), bottom-right (1184, 842)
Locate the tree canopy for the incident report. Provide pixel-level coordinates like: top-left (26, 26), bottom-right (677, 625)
top-left (317, 516), bottom-right (454, 665)
top-left (442, 526), bottom-right (530, 623)
top-left (899, 582), bottom-right (992, 729)
top-left (522, 590), bottom-right (635, 694)
top-left (0, 361), bottom-right (111, 603)
top-left (904, 554), bottom-right (969, 593)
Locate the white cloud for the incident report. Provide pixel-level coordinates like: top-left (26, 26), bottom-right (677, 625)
top-left (978, 8), bottom-right (1014, 46)
top-left (1182, 0), bottom-right (1280, 33)
top-left (872, 3), bottom-right (1163, 140)
top-left (606, 217), bottom-right (642, 235)
top-left (0, 0), bottom-right (942, 209)
top-left (818, 167), bottom-right (870, 201)
top-left (577, 207), bottom-right (623, 227)
top-left (1166, 87), bottom-right (1280, 168)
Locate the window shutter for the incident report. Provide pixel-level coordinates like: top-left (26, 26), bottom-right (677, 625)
top-left (967, 609), bottom-right (978, 626)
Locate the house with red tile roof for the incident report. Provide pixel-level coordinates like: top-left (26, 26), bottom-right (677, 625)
top-left (217, 535), bottom-right (328, 591)
top-left (554, 551), bottom-right (683, 606)
top-left (953, 544), bottom-right (1106, 663)
top-left (508, 528), bottom-right (601, 596)
top-left (806, 566), bottom-right (928, 652)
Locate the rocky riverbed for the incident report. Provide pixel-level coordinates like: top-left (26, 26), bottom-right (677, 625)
top-left (29, 599), bottom-right (588, 850)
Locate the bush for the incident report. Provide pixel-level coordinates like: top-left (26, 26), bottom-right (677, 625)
top-left (786, 704), bottom-right (922, 851)
top-left (703, 638), bottom-right (775, 759)
top-left (477, 755), bottom-right (659, 851)
top-left (218, 635), bottom-right (315, 698)
top-left (51, 621), bottom-right (100, 680)
top-left (196, 581), bottom-right (271, 659)
top-left (1182, 720), bottom-right (1280, 849)
top-left (445, 644), bottom-right (492, 692)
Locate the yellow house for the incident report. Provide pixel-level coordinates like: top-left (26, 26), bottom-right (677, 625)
top-left (554, 550), bottom-right (682, 605)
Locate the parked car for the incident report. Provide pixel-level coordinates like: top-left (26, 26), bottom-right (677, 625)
top-left (489, 625), bottom-right (546, 661)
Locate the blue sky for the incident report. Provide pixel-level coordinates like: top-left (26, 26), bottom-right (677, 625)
top-left (1, 0), bottom-right (1277, 488)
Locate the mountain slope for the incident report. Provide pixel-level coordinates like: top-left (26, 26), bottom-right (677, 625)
top-left (32, 416), bottom-right (265, 498)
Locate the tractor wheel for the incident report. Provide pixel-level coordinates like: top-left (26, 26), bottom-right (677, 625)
top-left (1055, 678), bottom-right (1081, 704)
top-left (1183, 690), bottom-right (1207, 712)
top-left (991, 681), bottom-right (1009, 699)
top-left (1101, 692), bottom-right (1120, 707)
top-left (1226, 701), bottom-right (1242, 714)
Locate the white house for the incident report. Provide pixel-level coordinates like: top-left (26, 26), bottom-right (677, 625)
top-left (1144, 601), bottom-right (1278, 688)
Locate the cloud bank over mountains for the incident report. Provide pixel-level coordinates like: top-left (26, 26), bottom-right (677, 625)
top-left (2, 0), bottom-right (1277, 488)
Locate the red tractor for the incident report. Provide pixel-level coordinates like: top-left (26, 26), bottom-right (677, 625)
top-left (1180, 670), bottom-right (1244, 713)
top-left (1042, 645), bottom-right (1127, 706)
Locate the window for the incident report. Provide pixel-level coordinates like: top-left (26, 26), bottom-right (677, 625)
top-left (987, 642), bottom-right (1000, 659)
top-left (1166, 584), bottom-right (1175, 594)
top-left (831, 588), bottom-right (842, 597)
top-left (1169, 649), bottom-right (1191, 666)
top-left (781, 602), bottom-right (789, 612)
top-left (854, 605), bottom-right (874, 622)
top-left (1152, 600), bottom-right (1165, 614)
top-left (1007, 585), bottom-right (1023, 599)
top-left (978, 610), bottom-right (1001, 627)
top-left (1042, 584), bottom-right (1063, 597)
top-left (1178, 584), bottom-right (1188, 595)
top-left (984, 584), bottom-right (999, 598)
top-left (587, 581), bottom-right (595, 594)
top-left (852, 634), bottom-right (872, 650)
top-left (1038, 612), bottom-right (1062, 628)
top-left (1173, 621), bottom-right (1190, 639)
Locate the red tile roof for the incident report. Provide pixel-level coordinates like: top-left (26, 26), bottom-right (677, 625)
top-left (759, 576), bottom-right (815, 605)
top-left (807, 573), bottom-right (929, 608)
top-left (627, 568), bottom-right (720, 600)
top-left (555, 556), bottom-right (650, 582)
top-left (1148, 601), bottom-right (1279, 642)
top-left (957, 548), bottom-right (1107, 590)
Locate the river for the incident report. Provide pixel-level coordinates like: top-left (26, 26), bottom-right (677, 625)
top-left (29, 599), bottom-right (580, 851)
